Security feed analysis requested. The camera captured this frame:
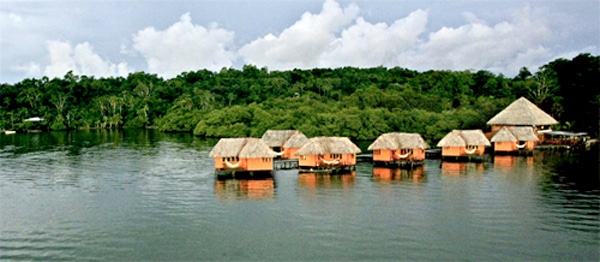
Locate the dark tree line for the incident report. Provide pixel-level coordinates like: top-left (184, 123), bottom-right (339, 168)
top-left (1, 53), bottom-right (598, 144)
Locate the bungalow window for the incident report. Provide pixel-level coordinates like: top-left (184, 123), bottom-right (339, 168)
top-left (466, 145), bottom-right (477, 150)
top-left (400, 148), bottom-right (413, 155)
top-left (301, 156), bottom-right (306, 160)
top-left (374, 150), bottom-right (379, 155)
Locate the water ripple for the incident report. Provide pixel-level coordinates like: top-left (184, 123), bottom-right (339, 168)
top-left (1, 132), bottom-right (598, 261)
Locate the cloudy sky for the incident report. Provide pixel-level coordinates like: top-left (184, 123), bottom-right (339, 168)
top-left (1, 0), bottom-right (598, 84)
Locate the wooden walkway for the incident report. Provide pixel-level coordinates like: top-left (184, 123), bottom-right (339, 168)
top-left (356, 154), bottom-right (372, 162)
top-left (274, 159), bottom-right (299, 170)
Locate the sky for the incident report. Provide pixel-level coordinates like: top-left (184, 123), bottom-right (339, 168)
top-left (1, 0), bottom-right (598, 84)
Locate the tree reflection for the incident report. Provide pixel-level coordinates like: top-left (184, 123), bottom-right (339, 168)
top-left (536, 149), bottom-right (599, 193)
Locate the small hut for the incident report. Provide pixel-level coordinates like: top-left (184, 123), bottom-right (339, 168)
top-left (368, 132), bottom-right (429, 167)
top-left (490, 126), bottom-right (539, 155)
top-left (261, 130), bottom-right (309, 159)
top-left (436, 129), bottom-right (491, 161)
top-left (487, 97), bottom-right (558, 141)
top-left (209, 137), bottom-right (277, 175)
top-left (294, 136), bottom-right (361, 172)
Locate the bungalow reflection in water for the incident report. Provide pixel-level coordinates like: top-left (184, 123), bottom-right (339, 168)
top-left (440, 162), bottom-right (485, 176)
top-left (493, 155), bottom-right (534, 172)
top-left (298, 172), bottom-right (356, 191)
top-left (372, 166), bottom-right (425, 182)
top-left (214, 177), bottom-right (275, 201)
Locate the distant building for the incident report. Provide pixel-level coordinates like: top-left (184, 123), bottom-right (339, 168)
top-left (295, 136), bottom-right (361, 172)
top-left (437, 129), bottom-right (491, 161)
top-left (209, 138), bottom-right (277, 174)
top-left (487, 97), bottom-right (558, 142)
top-left (261, 130), bottom-right (309, 159)
top-left (368, 132), bottom-right (429, 167)
top-left (490, 126), bottom-right (539, 155)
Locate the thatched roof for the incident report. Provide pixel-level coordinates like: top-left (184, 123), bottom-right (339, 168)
top-left (261, 130), bottom-right (302, 147)
top-left (487, 97), bottom-right (558, 126)
top-left (283, 132), bottom-right (309, 148)
top-left (491, 126), bottom-right (539, 142)
top-left (489, 127), bottom-right (516, 142)
top-left (367, 132), bottom-right (430, 150)
top-left (436, 130), bottom-right (491, 147)
top-left (295, 136), bottom-right (361, 156)
top-left (209, 138), bottom-right (276, 158)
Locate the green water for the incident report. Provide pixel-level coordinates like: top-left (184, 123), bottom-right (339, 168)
top-left (0, 130), bottom-right (598, 261)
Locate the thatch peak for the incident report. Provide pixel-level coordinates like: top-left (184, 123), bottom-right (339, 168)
top-left (491, 126), bottom-right (539, 142)
top-left (487, 97), bottom-right (558, 126)
top-left (261, 130), bottom-right (303, 147)
top-left (283, 132), bottom-right (309, 148)
top-left (436, 129), bottom-right (491, 147)
top-left (209, 137), bottom-right (277, 158)
top-left (368, 132), bottom-right (430, 150)
top-left (295, 136), bottom-right (361, 156)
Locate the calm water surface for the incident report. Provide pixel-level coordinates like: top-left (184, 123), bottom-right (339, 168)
top-left (1, 130), bottom-right (598, 261)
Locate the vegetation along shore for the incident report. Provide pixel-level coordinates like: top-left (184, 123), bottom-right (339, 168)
top-left (0, 53), bottom-right (597, 146)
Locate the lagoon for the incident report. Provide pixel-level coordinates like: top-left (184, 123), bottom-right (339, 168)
top-left (0, 130), bottom-right (598, 261)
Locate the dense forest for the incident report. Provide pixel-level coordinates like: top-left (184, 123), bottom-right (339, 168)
top-left (0, 53), bottom-right (598, 145)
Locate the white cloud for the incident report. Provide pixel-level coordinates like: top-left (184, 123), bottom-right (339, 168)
top-left (238, 0), bottom-right (360, 69)
top-left (3, 0), bottom-right (596, 84)
top-left (320, 9), bottom-right (428, 68)
top-left (12, 62), bottom-right (41, 78)
top-left (237, 1), bottom-right (566, 77)
top-left (43, 40), bottom-right (130, 79)
top-left (132, 12), bottom-right (236, 78)
top-left (403, 6), bottom-right (554, 75)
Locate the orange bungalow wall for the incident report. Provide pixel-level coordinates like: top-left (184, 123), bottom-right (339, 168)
top-left (441, 145), bottom-right (486, 157)
top-left (494, 141), bottom-right (535, 152)
top-left (373, 148), bottom-right (426, 162)
top-left (283, 147), bottom-right (301, 159)
top-left (298, 153), bottom-right (357, 167)
top-left (214, 157), bottom-right (273, 171)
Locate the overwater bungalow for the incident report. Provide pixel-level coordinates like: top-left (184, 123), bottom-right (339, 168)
top-left (436, 129), bottom-right (491, 162)
top-left (209, 137), bottom-right (277, 175)
top-left (294, 136), bottom-right (361, 172)
top-left (261, 130), bottom-right (309, 159)
top-left (486, 97), bottom-right (558, 141)
top-left (490, 126), bottom-right (539, 155)
top-left (368, 132), bottom-right (429, 168)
